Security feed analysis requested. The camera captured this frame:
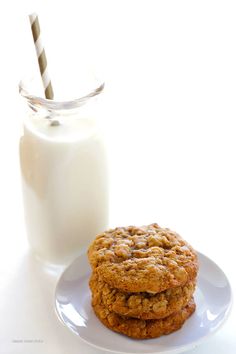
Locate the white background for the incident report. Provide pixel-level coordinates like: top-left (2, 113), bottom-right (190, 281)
top-left (0, 0), bottom-right (235, 353)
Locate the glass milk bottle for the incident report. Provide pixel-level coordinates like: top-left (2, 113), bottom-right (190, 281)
top-left (19, 79), bottom-right (108, 265)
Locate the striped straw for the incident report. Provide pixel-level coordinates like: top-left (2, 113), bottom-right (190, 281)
top-left (29, 13), bottom-right (54, 100)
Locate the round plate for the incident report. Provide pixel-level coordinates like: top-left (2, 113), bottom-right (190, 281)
top-left (55, 252), bottom-right (232, 354)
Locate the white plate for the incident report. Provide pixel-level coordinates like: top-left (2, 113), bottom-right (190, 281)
top-left (55, 252), bottom-right (232, 354)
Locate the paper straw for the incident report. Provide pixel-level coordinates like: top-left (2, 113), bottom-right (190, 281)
top-left (29, 13), bottom-right (54, 100)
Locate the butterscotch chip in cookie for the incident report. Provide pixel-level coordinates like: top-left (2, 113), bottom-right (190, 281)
top-left (92, 297), bottom-right (196, 339)
top-left (90, 271), bottom-right (196, 320)
top-left (88, 224), bottom-right (198, 293)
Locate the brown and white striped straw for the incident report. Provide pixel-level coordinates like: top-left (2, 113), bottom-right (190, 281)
top-left (29, 13), bottom-right (54, 100)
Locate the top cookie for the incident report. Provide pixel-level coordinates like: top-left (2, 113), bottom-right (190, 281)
top-left (88, 223), bottom-right (198, 293)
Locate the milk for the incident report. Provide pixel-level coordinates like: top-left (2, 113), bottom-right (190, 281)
top-left (19, 113), bottom-right (108, 265)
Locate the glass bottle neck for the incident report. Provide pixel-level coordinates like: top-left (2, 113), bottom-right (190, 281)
top-left (20, 78), bottom-right (104, 141)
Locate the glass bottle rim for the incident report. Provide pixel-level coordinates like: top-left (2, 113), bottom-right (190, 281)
top-left (19, 77), bottom-right (105, 112)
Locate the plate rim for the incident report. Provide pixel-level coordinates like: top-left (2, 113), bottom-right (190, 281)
top-left (54, 251), bottom-right (233, 354)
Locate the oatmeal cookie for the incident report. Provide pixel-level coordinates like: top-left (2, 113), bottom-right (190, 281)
top-left (93, 297), bottom-right (196, 339)
top-left (90, 271), bottom-right (196, 320)
top-left (88, 224), bottom-right (198, 293)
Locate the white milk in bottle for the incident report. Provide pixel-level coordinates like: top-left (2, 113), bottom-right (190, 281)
top-left (19, 81), bottom-right (108, 265)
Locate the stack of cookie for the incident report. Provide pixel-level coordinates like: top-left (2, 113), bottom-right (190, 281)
top-left (88, 223), bottom-right (198, 339)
